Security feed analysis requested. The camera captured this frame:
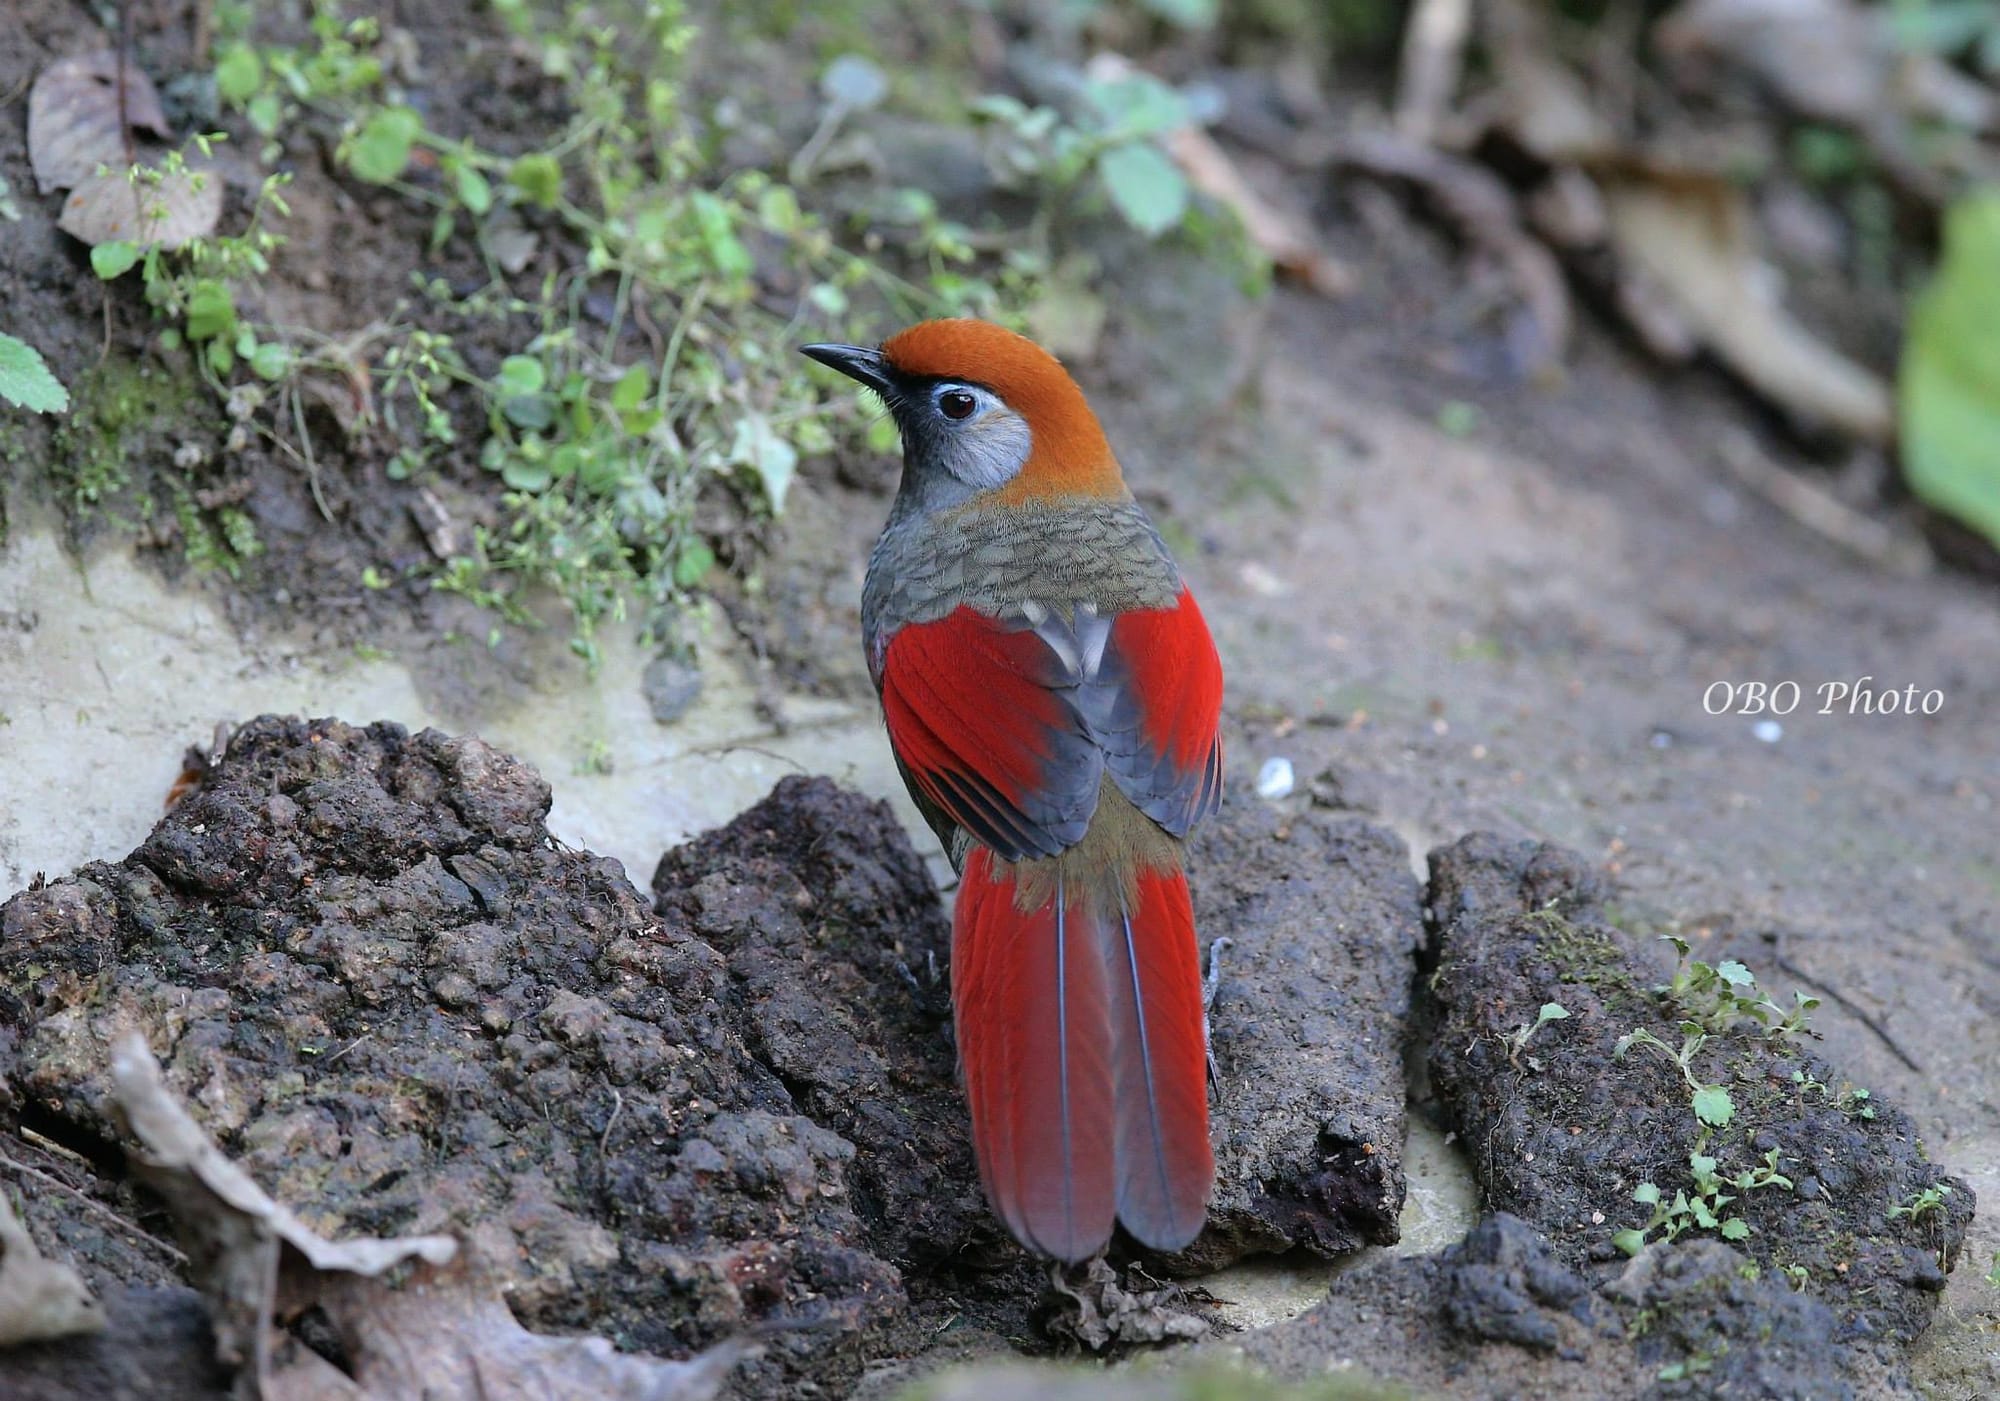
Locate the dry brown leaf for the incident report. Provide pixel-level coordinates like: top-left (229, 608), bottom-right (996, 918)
top-left (111, 1032), bottom-right (459, 1382)
top-left (1164, 126), bottom-right (1354, 297)
top-left (1046, 1258), bottom-right (1209, 1352)
top-left (109, 1033), bottom-right (753, 1401)
top-left (1602, 175), bottom-right (1892, 442)
top-left (313, 1259), bottom-right (756, 1401)
top-left (1657, 0), bottom-right (1997, 134)
top-left (0, 1188), bottom-right (104, 1347)
top-left (27, 49), bottom-right (172, 194)
top-left (1483, 0), bottom-right (1622, 165)
top-left (58, 165), bottom-right (224, 250)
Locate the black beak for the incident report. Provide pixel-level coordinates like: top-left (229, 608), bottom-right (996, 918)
top-left (800, 342), bottom-right (897, 397)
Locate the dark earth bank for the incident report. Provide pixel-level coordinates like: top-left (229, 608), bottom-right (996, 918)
top-left (0, 716), bottom-right (1974, 1397)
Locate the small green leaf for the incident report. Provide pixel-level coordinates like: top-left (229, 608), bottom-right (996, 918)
top-left (346, 105), bottom-right (422, 185)
top-left (247, 92), bottom-right (284, 137)
top-left (1716, 960), bottom-right (1755, 987)
top-left (502, 395), bottom-right (555, 431)
top-left (215, 44), bottom-right (264, 104)
top-left (1138, 0), bottom-right (1218, 26)
top-left (1720, 1218), bottom-right (1751, 1241)
top-left (691, 192), bottom-right (752, 281)
top-left (0, 332), bottom-right (69, 413)
top-left (250, 341), bottom-right (291, 381)
top-left (610, 363), bottom-right (652, 414)
top-left (501, 458), bottom-right (552, 491)
top-left (1612, 1229), bottom-right (1648, 1257)
top-left (185, 281), bottom-right (237, 343)
top-left (497, 355), bottom-right (546, 395)
top-left (1693, 1085), bottom-right (1736, 1127)
top-left (674, 539), bottom-right (716, 588)
top-left (453, 161), bottom-right (493, 215)
top-left (1536, 1003), bottom-right (1571, 1027)
top-left (1901, 190), bottom-right (2000, 549)
top-left (1097, 141), bottom-right (1189, 239)
top-left (819, 54), bottom-right (888, 111)
top-left (91, 240), bottom-right (140, 280)
top-left (507, 153), bottom-right (563, 209)
top-left (1633, 1182), bottom-right (1662, 1206)
top-left (730, 412), bottom-right (797, 512)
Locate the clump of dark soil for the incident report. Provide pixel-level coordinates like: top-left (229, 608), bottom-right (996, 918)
top-left (0, 716), bottom-right (1426, 1396)
top-left (1422, 832), bottom-right (1972, 1386)
top-left (0, 718), bottom-right (906, 1397)
top-left (1237, 1210), bottom-right (1860, 1400)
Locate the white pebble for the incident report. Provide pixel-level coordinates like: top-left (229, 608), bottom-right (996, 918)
top-left (1256, 757), bottom-right (1295, 800)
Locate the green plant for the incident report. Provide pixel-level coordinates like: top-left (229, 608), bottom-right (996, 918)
top-left (1656, 937), bottom-right (1819, 1038)
top-left (1614, 1024), bottom-right (1736, 1129)
top-left (1888, 1184), bottom-right (1952, 1224)
top-left (1503, 1001), bottom-right (1570, 1066)
top-left (1791, 1069), bottom-right (1877, 1120)
top-left (1613, 1149), bottom-right (1794, 1256)
top-left (972, 67), bottom-right (1203, 241)
top-left (1901, 189), bottom-right (2000, 551)
top-left (1888, 0), bottom-right (2000, 75)
top-left (198, 0), bottom-right (1063, 663)
top-left (0, 333), bottom-right (68, 413)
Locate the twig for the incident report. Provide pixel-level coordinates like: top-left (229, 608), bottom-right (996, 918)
top-left (289, 380), bottom-right (334, 524)
top-left (321, 1031), bottom-right (372, 1067)
top-left (0, 1151), bottom-right (189, 1266)
top-left (1395, 0), bottom-right (1472, 146)
top-left (116, 0), bottom-right (135, 165)
top-left (1716, 430), bottom-right (1931, 578)
top-left (599, 1088), bottom-right (625, 1155)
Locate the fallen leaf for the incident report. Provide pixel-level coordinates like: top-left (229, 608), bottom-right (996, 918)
top-left (110, 1031), bottom-right (459, 1377)
top-left (1900, 190), bottom-right (2000, 548)
top-left (314, 1259), bottom-right (756, 1401)
top-left (58, 164), bottom-right (224, 250)
top-left (1603, 174), bottom-right (1891, 442)
top-left (0, 1188), bottom-right (104, 1347)
top-left (1483, 0), bottom-right (1621, 165)
top-left (108, 1033), bottom-right (751, 1400)
top-left (1656, 0), bottom-right (1997, 134)
top-left (28, 50), bottom-right (172, 194)
top-left (1164, 125), bottom-right (1353, 296)
top-left (1045, 1258), bottom-right (1209, 1352)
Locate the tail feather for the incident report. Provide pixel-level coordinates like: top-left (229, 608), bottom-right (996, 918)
top-left (955, 848), bottom-right (1115, 1261)
top-left (1105, 866), bottom-right (1213, 1251)
top-left (954, 849), bottom-right (1213, 1261)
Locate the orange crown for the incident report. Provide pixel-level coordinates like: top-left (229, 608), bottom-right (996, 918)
top-left (881, 319), bottom-right (1125, 500)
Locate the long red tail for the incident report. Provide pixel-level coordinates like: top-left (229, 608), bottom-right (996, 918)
top-left (954, 849), bottom-right (1213, 1261)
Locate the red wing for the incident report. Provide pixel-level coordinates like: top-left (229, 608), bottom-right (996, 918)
top-left (1084, 588), bottom-right (1224, 838)
top-left (879, 607), bottom-right (1102, 862)
top-left (880, 588), bottom-right (1223, 861)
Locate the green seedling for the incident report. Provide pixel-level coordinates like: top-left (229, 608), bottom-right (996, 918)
top-left (1503, 1002), bottom-right (1571, 1066)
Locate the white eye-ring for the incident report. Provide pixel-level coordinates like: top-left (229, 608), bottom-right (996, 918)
top-left (936, 384), bottom-right (981, 421)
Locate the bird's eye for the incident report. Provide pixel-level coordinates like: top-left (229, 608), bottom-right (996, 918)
top-left (939, 389), bottom-right (977, 421)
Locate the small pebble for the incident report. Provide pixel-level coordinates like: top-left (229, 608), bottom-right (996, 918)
top-left (1752, 720), bottom-right (1783, 744)
top-left (1255, 757), bottom-right (1295, 800)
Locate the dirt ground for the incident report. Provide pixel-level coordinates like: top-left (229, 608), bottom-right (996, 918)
top-left (3, 0), bottom-right (2000, 1396)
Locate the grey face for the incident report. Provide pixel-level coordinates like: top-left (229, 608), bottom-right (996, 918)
top-left (800, 343), bottom-right (1033, 504)
top-left (895, 381), bottom-right (1032, 493)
